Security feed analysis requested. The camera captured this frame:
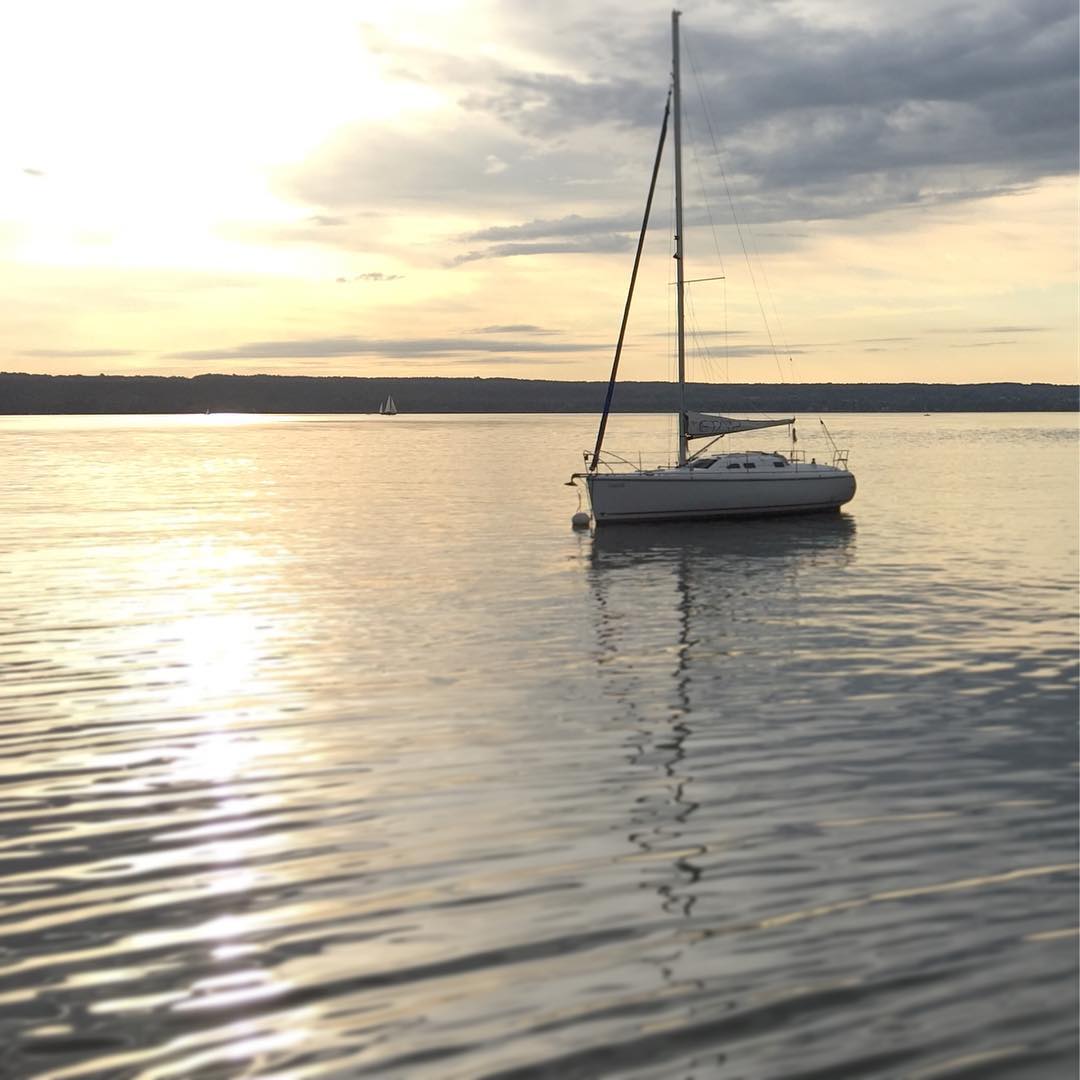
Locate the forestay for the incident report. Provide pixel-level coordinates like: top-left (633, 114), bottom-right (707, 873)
top-left (685, 412), bottom-right (794, 439)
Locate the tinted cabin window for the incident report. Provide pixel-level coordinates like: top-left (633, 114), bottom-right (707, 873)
top-left (727, 463), bottom-right (740, 470)
top-left (744, 463), bottom-right (756, 469)
top-left (773, 461), bottom-right (786, 467)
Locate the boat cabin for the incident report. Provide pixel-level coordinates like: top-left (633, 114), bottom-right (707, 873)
top-left (688, 451), bottom-right (793, 471)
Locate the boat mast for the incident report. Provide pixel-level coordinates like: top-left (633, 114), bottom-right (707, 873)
top-left (672, 9), bottom-right (688, 466)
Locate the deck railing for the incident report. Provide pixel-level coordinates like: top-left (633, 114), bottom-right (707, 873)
top-left (584, 447), bottom-right (851, 472)
top-left (788, 448), bottom-right (850, 469)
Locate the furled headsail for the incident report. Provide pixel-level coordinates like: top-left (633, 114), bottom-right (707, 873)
top-left (685, 412), bottom-right (794, 440)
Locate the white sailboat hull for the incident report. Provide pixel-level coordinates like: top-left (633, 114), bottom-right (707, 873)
top-left (587, 461), bottom-right (855, 523)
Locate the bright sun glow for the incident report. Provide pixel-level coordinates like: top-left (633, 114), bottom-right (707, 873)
top-left (0, 1), bottom-right (450, 275)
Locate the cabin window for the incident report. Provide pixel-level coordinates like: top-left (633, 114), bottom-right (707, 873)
top-left (726, 463), bottom-right (740, 470)
top-left (743, 463), bottom-right (756, 469)
top-left (773, 461), bottom-right (786, 468)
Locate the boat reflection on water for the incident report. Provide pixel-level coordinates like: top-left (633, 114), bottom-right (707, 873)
top-left (582, 512), bottom-right (857, 1066)
top-left (583, 509), bottom-right (857, 807)
top-left (584, 511), bottom-right (857, 727)
top-left (584, 511), bottom-right (857, 769)
top-left (588, 511), bottom-right (856, 570)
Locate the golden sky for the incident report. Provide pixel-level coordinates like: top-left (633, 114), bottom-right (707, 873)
top-left (2, 0), bottom-right (1076, 383)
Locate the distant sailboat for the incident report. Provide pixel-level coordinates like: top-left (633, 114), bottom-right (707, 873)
top-left (378, 395), bottom-right (398, 416)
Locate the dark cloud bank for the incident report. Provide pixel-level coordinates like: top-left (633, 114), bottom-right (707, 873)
top-left (167, 336), bottom-right (605, 361)
top-left (289, 0), bottom-right (1076, 262)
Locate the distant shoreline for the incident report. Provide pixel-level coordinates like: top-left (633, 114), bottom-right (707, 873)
top-left (1, 373), bottom-right (1076, 414)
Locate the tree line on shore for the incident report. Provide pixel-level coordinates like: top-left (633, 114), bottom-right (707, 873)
top-left (1, 372), bottom-right (1075, 414)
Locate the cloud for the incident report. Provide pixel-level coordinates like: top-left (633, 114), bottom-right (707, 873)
top-left (166, 335), bottom-right (606, 361)
top-left (926, 325), bottom-right (1050, 334)
top-left (287, 122), bottom-right (601, 210)
top-left (464, 213), bottom-right (638, 242)
top-left (335, 272), bottom-right (404, 282)
top-left (22, 348), bottom-right (134, 358)
top-left (948, 340), bottom-right (1019, 348)
top-left (309, 214), bottom-right (348, 226)
top-left (461, 71), bottom-right (661, 137)
top-left (374, 355), bottom-right (577, 367)
top-left (22, 167), bottom-right (45, 177)
top-left (691, 344), bottom-right (808, 359)
top-left (652, 329), bottom-right (750, 338)
top-left (451, 211), bottom-right (643, 263)
top-left (287, 0), bottom-right (1076, 239)
top-left (452, 233), bottom-right (634, 264)
top-left (475, 324), bottom-right (556, 334)
top-left (486, 0), bottom-right (1077, 185)
top-left (684, 2), bottom-right (1077, 220)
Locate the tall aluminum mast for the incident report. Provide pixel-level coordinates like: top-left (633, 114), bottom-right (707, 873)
top-left (671, 9), bottom-right (687, 466)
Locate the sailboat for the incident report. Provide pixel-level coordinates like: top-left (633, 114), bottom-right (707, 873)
top-left (378, 394), bottom-right (398, 416)
top-left (570, 11), bottom-right (855, 525)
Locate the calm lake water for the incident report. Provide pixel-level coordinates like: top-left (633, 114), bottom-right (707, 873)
top-left (1, 412), bottom-right (1077, 1079)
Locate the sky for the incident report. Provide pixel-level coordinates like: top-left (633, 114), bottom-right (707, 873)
top-left (2, 0), bottom-right (1076, 384)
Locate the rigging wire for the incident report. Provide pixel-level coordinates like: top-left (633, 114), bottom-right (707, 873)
top-left (680, 108), bottom-right (725, 389)
top-left (686, 288), bottom-right (720, 386)
top-left (681, 111), bottom-right (729, 297)
top-left (679, 80), bottom-right (784, 422)
top-left (648, 34), bottom-right (810, 447)
top-left (819, 418), bottom-right (840, 454)
top-left (684, 38), bottom-right (788, 385)
top-left (746, 223), bottom-right (797, 383)
top-left (681, 117), bottom-right (721, 389)
top-left (685, 33), bottom-right (841, 450)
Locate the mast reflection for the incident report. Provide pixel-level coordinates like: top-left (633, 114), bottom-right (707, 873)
top-left (583, 514), bottom-right (857, 1044)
